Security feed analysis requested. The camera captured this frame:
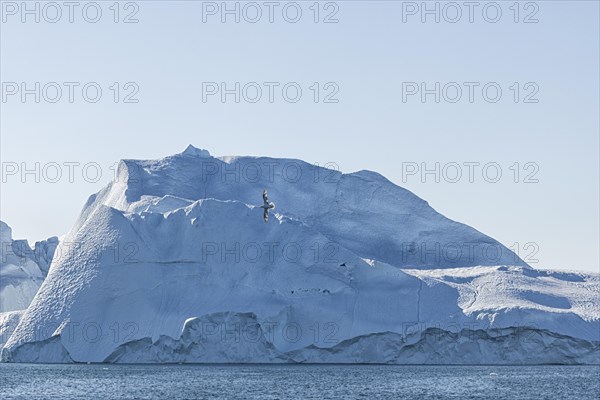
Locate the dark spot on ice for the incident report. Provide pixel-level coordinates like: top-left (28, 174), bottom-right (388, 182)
top-left (522, 269), bottom-right (547, 278)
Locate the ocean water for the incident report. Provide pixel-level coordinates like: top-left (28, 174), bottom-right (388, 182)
top-left (0, 364), bottom-right (598, 399)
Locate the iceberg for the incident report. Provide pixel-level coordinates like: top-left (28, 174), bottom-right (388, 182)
top-left (2, 146), bottom-right (598, 364)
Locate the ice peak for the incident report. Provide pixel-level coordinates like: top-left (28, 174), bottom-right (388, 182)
top-left (0, 220), bottom-right (13, 243)
top-left (181, 145), bottom-right (211, 158)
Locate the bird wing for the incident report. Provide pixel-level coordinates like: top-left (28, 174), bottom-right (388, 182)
top-left (263, 208), bottom-right (269, 223)
top-left (263, 189), bottom-right (268, 204)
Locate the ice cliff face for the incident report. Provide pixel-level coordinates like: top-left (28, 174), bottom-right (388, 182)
top-left (104, 313), bottom-right (599, 365)
top-left (1, 146), bottom-right (598, 364)
top-left (0, 221), bottom-right (58, 313)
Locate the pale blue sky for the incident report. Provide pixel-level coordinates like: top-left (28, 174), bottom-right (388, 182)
top-left (1, 1), bottom-right (598, 272)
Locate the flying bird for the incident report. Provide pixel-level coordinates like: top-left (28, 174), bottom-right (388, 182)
top-left (261, 189), bottom-right (275, 222)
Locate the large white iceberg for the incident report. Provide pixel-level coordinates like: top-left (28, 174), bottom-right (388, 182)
top-left (2, 146), bottom-right (598, 364)
top-left (0, 221), bottom-right (58, 313)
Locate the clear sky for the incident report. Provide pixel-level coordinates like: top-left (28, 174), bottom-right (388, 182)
top-left (1, 1), bottom-right (598, 272)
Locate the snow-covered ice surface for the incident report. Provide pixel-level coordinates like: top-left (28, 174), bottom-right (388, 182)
top-left (1, 146), bottom-right (598, 364)
top-left (0, 221), bottom-right (58, 313)
top-left (0, 311), bottom-right (23, 349)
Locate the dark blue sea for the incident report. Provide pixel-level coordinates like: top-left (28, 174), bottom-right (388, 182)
top-left (1, 364), bottom-right (598, 399)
